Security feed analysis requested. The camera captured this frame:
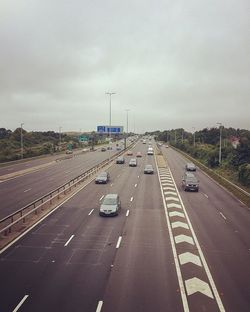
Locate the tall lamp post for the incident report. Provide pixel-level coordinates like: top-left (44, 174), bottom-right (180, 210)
top-left (125, 109), bottom-right (130, 149)
top-left (192, 127), bottom-right (196, 147)
top-left (106, 92), bottom-right (115, 158)
top-left (59, 126), bottom-right (62, 150)
top-left (21, 123), bottom-right (24, 159)
top-left (217, 122), bottom-right (222, 165)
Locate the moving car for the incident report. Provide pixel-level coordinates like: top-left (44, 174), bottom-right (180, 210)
top-left (95, 171), bottom-right (110, 184)
top-left (116, 156), bottom-right (125, 164)
top-left (101, 147), bottom-right (107, 152)
top-left (66, 150), bottom-right (73, 154)
top-left (144, 164), bottom-right (154, 174)
top-left (136, 152), bottom-right (142, 157)
top-left (182, 172), bottom-right (199, 191)
top-left (129, 158), bottom-right (137, 167)
top-left (147, 147), bottom-right (154, 155)
top-left (99, 194), bottom-right (121, 216)
top-left (127, 150), bottom-right (133, 156)
top-left (185, 162), bottom-right (196, 171)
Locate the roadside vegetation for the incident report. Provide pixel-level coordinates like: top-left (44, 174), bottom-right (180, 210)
top-left (149, 127), bottom-right (250, 191)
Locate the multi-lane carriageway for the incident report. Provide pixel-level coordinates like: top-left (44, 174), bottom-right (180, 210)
top-left (0, 141), bottom-right (250, 312)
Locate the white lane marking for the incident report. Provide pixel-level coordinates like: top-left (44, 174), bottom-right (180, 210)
top-left (167, 203), bottom-right (182, 209)
top-left (166, 167), bottom-right (225, 310)
top-left (126, 210), bottom-right (130, 217)
top-left (163, 186), bottom-right (176, 191)
top-left (23, 188), bottom-right (31, 193)
top-left (100, 195), bottom-right (104, 201)
top-left (96, 300), bottom-right (103, 312)
top-left (88, 209), bottom-right (94, 216)
top-left (116, 236), bottom-right (122, 249)
top-left (165, 196), bottom-right (179, 202)
top-left (175, 235), bottom-right (194, 245)
top-left (64, 235), bottom-right (75, 247)
top-left (130, 197), bottom-right (133, 202)
top-left (134, 184), bottom-right (137, 188)
top-left (220, 212), bottom-right (227, 220)
top-left (171, 221), bottom-right (189, 230)
top-left (169, 211), bottom-right (185, 218)
top-left (161, 182), bottom-right (174, 186)
top-left (185, 277), bottom-right (214, 299)
top-left (202, 192), bottom-right (209, 198)
top-left (65, 171), bottom-right (70, 174)
top-left (179, 252), bottom-right (202, 267)
top-left (137, 175), bottom-right (140, 178)
top-left (164, 191), bottom-right (177, 196)
top-left (13, 295), bottom-right (29, 312)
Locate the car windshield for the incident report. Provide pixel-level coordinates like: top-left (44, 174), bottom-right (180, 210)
top-left (187, 177), bottom-right (197, 182)
top-left (103, 197), bottom-right (117, 205)
top-left (99, 172), bottom-right (107, 177)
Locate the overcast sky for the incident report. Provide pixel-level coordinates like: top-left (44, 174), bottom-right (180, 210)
top-left (0, 0), bottom-right (249, 133)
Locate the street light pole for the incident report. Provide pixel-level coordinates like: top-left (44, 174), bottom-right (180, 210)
top-left (192, 127), bottom-right (196, 147)
top-left (59, 126), bottom-right (62, 149)
top-left (106, 92), bottom-right (115, 142)
top-left (217, 122), bottom-right (222, 165)
top-left (125, 109), bottom-right (130, 149)
top-left (21, 123), bottom-right (24, 159)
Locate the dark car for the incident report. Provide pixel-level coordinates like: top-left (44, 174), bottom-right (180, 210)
top-left (144, 164), bottom-right (154, 174)
top-left (101, 147), bottom-right (107, 152)
top-left (185, 162), bottom-right (196, 171)
top-left (116, 156), bottom-right (125, 164)
top-left (182, 172), bottom-right (199, 191)
top-left (95, 171), bottom-right (110, 184)
top-left (99, 194), bottom-right (121, 216)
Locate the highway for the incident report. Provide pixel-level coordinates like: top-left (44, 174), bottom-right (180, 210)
top-left (0, 140), bottom-right (249, 311)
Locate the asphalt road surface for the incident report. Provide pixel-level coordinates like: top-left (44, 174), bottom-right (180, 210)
top-left (0, 141), bottom-right (249, 311)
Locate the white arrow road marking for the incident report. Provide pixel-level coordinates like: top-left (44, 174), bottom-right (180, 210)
top-left (96, 301), bottom-right (103, 312)
top-left (164, 191), bottom-right (177, 196)
top-left (172, 221), bottom-right (189, 230)
top-left (169, 211), bottom-right (185, 218)
top-left (167, 203), bottom-right (182, 209)
top-left (165, 196), bottom-right (179, 202)
top-left (179, 252), bottom-right (202, 267)
top-left (13, 295), bottom-right (29, 312)
top-left (175, 234), bottom-right (195, 245)
top-left (185, 277), bottom-right (214, 299)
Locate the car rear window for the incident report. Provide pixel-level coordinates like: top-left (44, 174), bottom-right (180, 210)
top-left (103, 197), bottom-right (117, 205)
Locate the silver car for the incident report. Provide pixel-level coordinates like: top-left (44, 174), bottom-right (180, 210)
top-left (182, 172), bottom-right (199, 191)
top-left (144, 164), bottom-right (154, 174)
top-left (99, 194), bottom-right (121, 216)
top-left (95, 171), bottom-right (110, 184)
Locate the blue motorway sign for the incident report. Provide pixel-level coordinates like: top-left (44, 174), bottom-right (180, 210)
top-left (97, 126), bottom-right (123, 134)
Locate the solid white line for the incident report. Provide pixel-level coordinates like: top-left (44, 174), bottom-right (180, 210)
top-left (13, 295), bottom-right (29, 312)
top-left (88, 209), bottom-right (94, 216)
top-left (130, 197), bottom-right (133, 202)
top-left (96, 301), bottom-right (103, 312)
top-left (64, 235), bottom-right (75, 247)
top-left (100, 195), bottom-right (104, 201)
top-left (135, 184), bottom-right (137, 187)
top-left (126, 210), bottom-right (130, 217)
top-left (116, 236), bottom-right (122, 249)
top-left (167, 167), bottom-right (225, 311)
top-left (219, 212), bottom-right (227, 220)
top-left (24, 188), bottom-right (31, 193)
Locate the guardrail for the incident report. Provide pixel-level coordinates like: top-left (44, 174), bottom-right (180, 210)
top-left (0, 145), bottom-right (132, 239)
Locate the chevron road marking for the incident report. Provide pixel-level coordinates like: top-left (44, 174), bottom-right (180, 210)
top-left (185, 277), bottom-right (214, 299)
top-left (165, 196), bottom-right (179, 202)
top-left (179, 252), bottom-right (202, 267)
top-left (163, 186), bottom-right (176, 191)
top-left (164, 191), bottom-right (177, 196)
top-left (167, 203), bottom-right (182, 209)
top-left (171, 221), bottom-right (189, 230)
top-left (169, 211), bottom-right (185, 218)
top-left (175, 234), bottom-right (195, 245)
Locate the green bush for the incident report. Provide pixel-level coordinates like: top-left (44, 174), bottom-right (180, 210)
top-left (238, 164), bottom-right (250, 186)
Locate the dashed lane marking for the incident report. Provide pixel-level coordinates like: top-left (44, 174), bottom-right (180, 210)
top-left (126, 210), bottom-right (130, 217)
top-left (64, 235), bottom-right (75, 247)
top-left (96, 301), bottom-right (103, 312)
top-left (100, 195), bottom-right (104, 201)
top-left (134, 184), bottom-right (137, 188)
top-left (116, 236), bottom-right (122, 249)
top-left (130, 197), bottom-right (133, 202)
top-left (88, 209), bottom-right (94, 216)
top-left (220, 212), bottom-right (227, 220)
top-left (24, 188), bottom-right (31, 193)
top-left (13, 295), bottom-right (29, 312)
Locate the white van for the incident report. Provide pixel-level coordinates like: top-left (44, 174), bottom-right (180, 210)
top-left (147, 147), bottom-right (154, 155)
